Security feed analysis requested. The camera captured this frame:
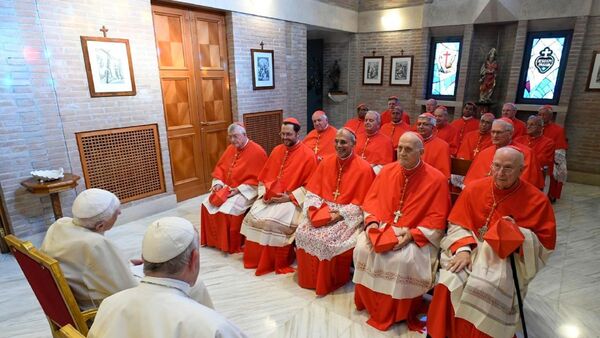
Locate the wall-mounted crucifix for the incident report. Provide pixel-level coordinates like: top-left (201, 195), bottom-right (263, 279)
top-left (99, 25), bottom-right (109, 37)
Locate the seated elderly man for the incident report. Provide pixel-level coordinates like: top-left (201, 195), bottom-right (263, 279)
top-left (201, 123), bottom-right (267, 254)
top-left (416, 113), bottom-right (451, 178)
top-left (456, 113), bottom-right (494, 160)
top-left (464, 118), bottom-right (544, 189)
top-left (303, 110), bottom-right (337, 161)
top-left (355, 110), bottom-right (394, 174)
top-left (295, 128), bottom-right (375, 296)
top-left (433, 105), bottom-right (459, 155)
top-left (344, 103), bottom-right (369, 137)
top-left (380, 104), bottom-right (411, 150)
top-left (381, 95), bottom-right (411, 125)
top-left (41, 188), bottom-right (137, 309)
top-left (352, 132), bottom-right (450, 331)
top-left (88, 217), bottom-right (246, 338)
top-left (427, 147), bottom-right (556, 338)
top-left (240, 118), bottom-right (318, 275)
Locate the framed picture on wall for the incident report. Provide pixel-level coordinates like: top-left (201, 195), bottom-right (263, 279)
top-left (362, 56), bottom-right (384, 85)
top-left (586, 51), bottom-right (600, 91)
top-left (80, 36), bottom-right (136, 97)
top-left (251, 49), bottom-right (275, 90)
top-left (390, 56), bottom-right (413, 86)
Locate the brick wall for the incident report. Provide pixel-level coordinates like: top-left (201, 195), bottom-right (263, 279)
top-left (0, 0), bottom-right (172, 236)
top-left (227, 12), bottom-right (308, 134)
top-left (348, 29), bottom-right (425, 122)
top-left (322, 40), bottom-right (352, 128)
top-left (566, 16), bottom-right (600, 175)
top-left (464, 23), bottom-right (518, 110)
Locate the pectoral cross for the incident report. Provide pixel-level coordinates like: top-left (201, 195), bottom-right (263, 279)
top-left (478, 224), bottom-right (488, 240)
top-left (393, 210), bottom-right (403, 224)
top-left (313, 145), bottom-right (319, 154)
top-left (332, 189), bottom-right (341, 201)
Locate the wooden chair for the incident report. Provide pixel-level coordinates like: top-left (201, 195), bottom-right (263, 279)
top-left (450, 158), bottom-right (472, 204)
top-left (4, 235), bottom-right (96, 337)
top-left (56, 324), bottom-right (86, 338)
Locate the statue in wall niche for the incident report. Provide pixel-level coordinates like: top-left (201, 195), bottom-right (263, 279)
top-left (479, 48), bottom-right (498, 104)
top-left (327, 59), bottom-right (342, 93)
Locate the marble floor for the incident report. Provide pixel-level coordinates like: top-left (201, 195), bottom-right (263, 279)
top-left (1, 183), bottom-right (599, 337)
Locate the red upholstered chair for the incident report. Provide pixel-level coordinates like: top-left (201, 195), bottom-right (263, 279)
top-left (57, 324), bottom-right (86, 338)
top-left (5, 235), bottom-right (96, 337)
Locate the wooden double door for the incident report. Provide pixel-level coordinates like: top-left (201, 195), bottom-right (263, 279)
top-left (152, 5), bottom-right (232, 201)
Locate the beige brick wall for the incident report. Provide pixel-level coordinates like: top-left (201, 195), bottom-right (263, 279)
top-left (566, 16), bottom-right (600, 174)
top-left (0, 0), bottom-right (172, 236)
top-left (227, 12), bottom-right (308, 134)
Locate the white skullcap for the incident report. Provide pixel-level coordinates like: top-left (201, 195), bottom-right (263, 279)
top-left (142, 217), bottom-right (195, 263)
top-left (72, 188), bottom-right (120, 227)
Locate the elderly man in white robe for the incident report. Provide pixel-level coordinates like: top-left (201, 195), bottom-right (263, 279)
top-left (41, 188), bottom-right (136, 309)
top-left (42, 188), bottom-right (213, 310)
top-left (88, 217), bottom-right (246, 338)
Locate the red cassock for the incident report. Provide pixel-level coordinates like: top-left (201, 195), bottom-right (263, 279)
top-left (354, 161), bottom-right (450, 331)
top-left (296, 153), bottom-right (374, 295)
top-left (355, 132), bottom-right (394, 166)
top-left (380, 121), bottom-right (411, 149)
top-left (543, 122), bottom-right (568, 199)
top-left (464, 142), bottom-right (544, 189)
top-left (422, 136), bottom-right (451, 178)
top-left (427, 176), bottom-right (556, 338)
top-left (435, 124), bottom-right (460, 155)
top-left (201, 141), bottom-right (267, 253)
top-left (243, 142), bottom-right (318, 275)
top-left (303, 125), bottom-right (337, 160)
top-left (344, 118), bottom-right (367, 138)
top-left (511, 117), bottom-right (527, 138)
top-left (456, 131), bottom-right (493, 160)
top-left (514, 135), bottom-right (555, 174)
top-left (381, 109), bottom-right (411, 125)
top-left (450, 117), bottom-right (480, 151)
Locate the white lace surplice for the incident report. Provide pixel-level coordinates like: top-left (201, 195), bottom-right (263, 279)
top-left (295, 192), bottom-right (364, 261)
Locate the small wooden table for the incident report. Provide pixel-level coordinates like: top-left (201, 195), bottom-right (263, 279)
top-left (21, 173), bottom-right (81, 221)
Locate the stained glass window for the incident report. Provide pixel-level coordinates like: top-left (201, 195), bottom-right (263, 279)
top-left (517, 31), bottom-right (572, 104)
top-left (428, 38), bottom-right (462, 99)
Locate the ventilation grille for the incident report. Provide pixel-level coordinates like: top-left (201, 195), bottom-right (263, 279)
top-left (76, 124), bottom-right (166, 203)
top-left (243, 110), bottom-right (283, 155)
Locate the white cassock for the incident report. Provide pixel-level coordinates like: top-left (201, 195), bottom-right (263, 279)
top-left (41, 218), bottom-right (213, 310)
top-left (88, 276), bottom-right (246, 338)
top-left (41, 218), bottom-right (137, 309)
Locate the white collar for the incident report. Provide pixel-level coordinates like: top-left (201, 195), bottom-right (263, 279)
top-left (140, 276), bottom-right (191, 296)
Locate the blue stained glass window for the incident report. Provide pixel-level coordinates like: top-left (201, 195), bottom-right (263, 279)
top-left (522, 37), bottom-right (565, 100)
top-left (517, 31), bottom-right (571, 105)
top-left (429, 41), bottom-right (461, 98)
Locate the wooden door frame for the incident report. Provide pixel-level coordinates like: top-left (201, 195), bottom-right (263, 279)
top-left (0, 183), bottom-right (13, 253)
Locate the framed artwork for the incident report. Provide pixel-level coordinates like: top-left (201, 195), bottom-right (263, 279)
top-left (516, 30), bottom-right (572, 104)
top-left (586, 51), bottom-right (600, 91)
top-left (80, 36), bottom-right (136, 97)
top-left (251, 49), bottom-right (275, 90)
top-left (427, 37), bottom-right (462, 99)
top-left (390, 55), bottom-right (413, 86)
top-left (362, 56), bottom-right (384, 85)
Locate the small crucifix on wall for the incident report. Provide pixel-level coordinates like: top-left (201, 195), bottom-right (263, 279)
top-left (99, 25), bottom-right (109, 37)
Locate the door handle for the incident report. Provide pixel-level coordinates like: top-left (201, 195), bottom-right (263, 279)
top-left (199, 121), bottom-right (222, 126)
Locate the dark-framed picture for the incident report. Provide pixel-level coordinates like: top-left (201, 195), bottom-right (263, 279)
top-left (516, 30), bottom-right (572, 104)
top-left (390, 55), bottom-right (413, 86)
top-left (427, 37), bottom-right (462, 100)
top-left (362, 56), bottom-right (384, 85)
top-left (586, 51), bottom-right (600, 91)
top-left (251, 49), bottom-right (275, 90)
top-left (80, 36), bottom-right (136, 97)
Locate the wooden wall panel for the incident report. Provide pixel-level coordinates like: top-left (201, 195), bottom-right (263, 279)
top-left (154, 13), bottom-right (186, 69)
top-left (168, 135), bottom-right (198, 183)
top-left (161, 78), bottom-right (192, 128)
top-left (243, 110), bottom-right (283, 155)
